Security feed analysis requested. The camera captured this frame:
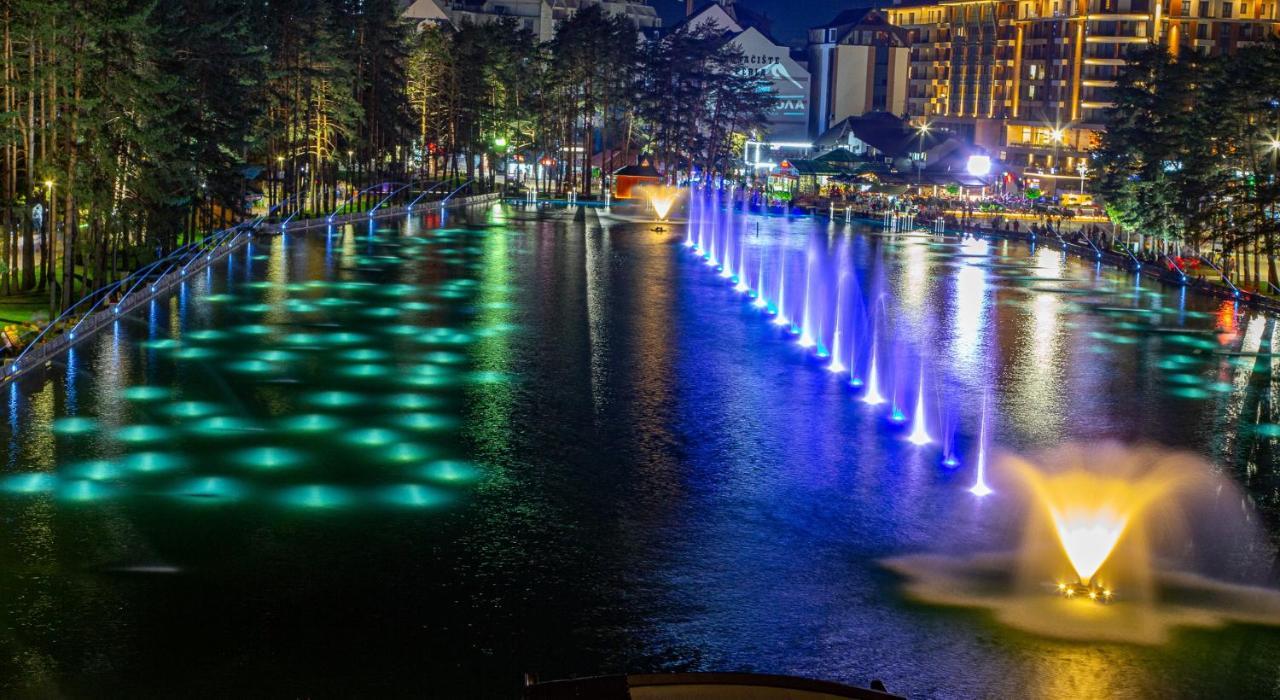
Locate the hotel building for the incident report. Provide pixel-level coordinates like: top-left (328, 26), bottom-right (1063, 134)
top-left (883, 0), bottom-right (1280, 192)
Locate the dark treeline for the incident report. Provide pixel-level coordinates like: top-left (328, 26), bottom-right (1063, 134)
top-left (0, 1), bottom-right (770, 316)
top-left (1097, 43), bottom-right (1280, 287)
top-left (408, 9), bottom-right (771, 197)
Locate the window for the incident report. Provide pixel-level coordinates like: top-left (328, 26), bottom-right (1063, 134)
top-left (1181, 0), bottom-right (1191, 15)
top-left (1223, 2), bottom-right (1233, 16)
top-left (1198, 0), bottom-right (1209, 14)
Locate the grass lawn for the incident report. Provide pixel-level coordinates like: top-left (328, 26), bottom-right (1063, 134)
top-left (0, 291), bottom-right (49, 325)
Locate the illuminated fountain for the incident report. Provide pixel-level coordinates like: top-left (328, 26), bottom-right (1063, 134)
top-left (672, 184), bottom-right (1280, 647)
top-left (639, 184), bottom-right (681, 223)
top-left (885, 443), bottom-right (1280, 644)
top-left (906, 361), bottom-right (931, 445)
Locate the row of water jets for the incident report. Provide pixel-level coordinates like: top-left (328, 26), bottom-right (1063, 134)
top-left (680, 186), bottom-right (993, 497)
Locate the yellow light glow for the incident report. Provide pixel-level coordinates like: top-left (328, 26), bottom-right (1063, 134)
top-left (638, 185), bottom-right (681, 222)
top-left (1007, 451), bottom-right (1193, 586)
top-left (1050, 503), bottom-right (1129, 583)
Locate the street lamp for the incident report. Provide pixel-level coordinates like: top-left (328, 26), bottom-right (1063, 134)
top-left (43, 179), bottom-right (55, 311)
top-left (274, 156), bottom-right (284, 210)
top-left (1076, 161), bottom-right (1088, 195)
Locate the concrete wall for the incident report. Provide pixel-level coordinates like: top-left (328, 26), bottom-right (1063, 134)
top-left (832, 45), bottom-right (872, 123)
top-left (888, 47), bottom-right (909, 116)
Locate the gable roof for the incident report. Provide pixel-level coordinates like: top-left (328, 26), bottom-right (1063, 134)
top-left (811, 8), bottom-right (908, 46)
top-left (817, 112), bottom-right (951, 157)
top-left (401, 0), bottom-right (450, 22)
top-left (812, 8), bottom-right (875, 30)
top-left (667, 2), bottom-right (743, 34)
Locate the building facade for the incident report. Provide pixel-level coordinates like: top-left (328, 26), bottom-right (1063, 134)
top-left (679, 2), bottom-right (813, 143)
top-left (808, 10), bottom-right (912, 139)
top-left (416, 0), bottom-right (661, 42)
top-left (883, 0), bottom-right (1280, 192)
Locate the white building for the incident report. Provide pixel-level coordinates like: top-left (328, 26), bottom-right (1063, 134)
top-left (401, 0), bottom-right (452, 31)
top-left (408, 0), bottom-right (661, 42)
top-left (675, 2), bottom-right (812, 143)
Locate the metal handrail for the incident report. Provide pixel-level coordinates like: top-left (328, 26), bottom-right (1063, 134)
top-left (372, 183), bottom-right (416, 213)
top-left (441, 179), bottom-right (476, 204)
top-left (327, 182), bottom-right (406, 222)
top-left (1197, 256), bottom-right (1238, 295)
top-left (4, 191), bottom-right (499, 381)
top-left (406, 180), bottom-right (449, 210)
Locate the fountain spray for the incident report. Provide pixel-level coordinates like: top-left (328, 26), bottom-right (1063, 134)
top-left (907, 360), bottom-right (932, 445)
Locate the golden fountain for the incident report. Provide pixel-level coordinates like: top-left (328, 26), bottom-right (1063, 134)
top-left (638, 184), bottom-right (681, 222)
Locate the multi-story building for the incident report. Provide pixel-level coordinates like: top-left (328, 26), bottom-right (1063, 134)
top-left (408, 0), bottom-right (661, 42)
top-left (884, 0), bottom-right (1280, 192)
top-left (807, 10), bottom-right (912, 139)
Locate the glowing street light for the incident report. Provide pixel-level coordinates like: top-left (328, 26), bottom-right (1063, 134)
top-left (1076, 161), bottom-right (1089, 194)
top-left (966, 154), bottom-right (992, 177)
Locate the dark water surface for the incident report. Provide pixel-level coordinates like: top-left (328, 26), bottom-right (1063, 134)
top-left (0, 203), bottom-right (1278, 698)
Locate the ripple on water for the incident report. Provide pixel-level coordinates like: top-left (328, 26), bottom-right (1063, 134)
top-left (379, 443), bottom-right (435, 464)
top-left (58, 480), bottom-right (117, 503)
top-left (303, 390), bottom-right (365, 409)
top-left (115, 425), bottom-right (174, 444)
top-left (186, 416), bottom-right (260, 436)
top-left (278, 484), bottom-right (353, 509)
top-left (420, 460), bottom-right (481, 484)
top-left (278, 414), bottom-right (345, 434)
top-left (52, 416), bottom-right (98, 435)
top-left (378, 483), bottom-right (450, 508)
top-left (225, 359), bottom-right (283, 376)
top-left (1, 472), bottom-right (58, 494)
top-left (231, 447), bottom-right (306, 471)
top-left (122, 451), bottom-right (186, 474)
top-left (66, 459), bottom-right (123, 481)
top-left (390, 412), bottom-right (457, 432)
top-left (159, 401), bottom-right (224, 419)
top-left (120, 386), bottom-right (172, 402)
top-left (344, 428), bottom-right (401, 447)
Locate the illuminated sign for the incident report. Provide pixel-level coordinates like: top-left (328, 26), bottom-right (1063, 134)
top-left (731, 28), bottom-right (810, 137)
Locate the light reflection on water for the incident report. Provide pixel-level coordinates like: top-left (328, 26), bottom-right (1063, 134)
top-left (0, 205), bottom-right (1276, 697)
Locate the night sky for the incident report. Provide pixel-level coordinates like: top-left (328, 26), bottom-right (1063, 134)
top-left (653, 0), bottom-right (876, 47)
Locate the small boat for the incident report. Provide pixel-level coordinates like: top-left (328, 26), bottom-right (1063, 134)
top-left (524, 672), bottom-right (905, 699)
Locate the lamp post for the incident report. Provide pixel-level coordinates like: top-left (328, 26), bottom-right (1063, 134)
top-left (44, 179), bottom-right (55, 314)
top-left (275, 155), bottom-right (284, 212)
top-left (915, 122), bottom-right (931, 190)
top-left (1076, 160), bottom-right (1088, 195)
top-left (493, 136), bottom-right (508, 189)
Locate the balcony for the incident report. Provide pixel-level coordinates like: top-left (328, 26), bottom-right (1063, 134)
top-left (1085, 35), bottom-right (1152, 43)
